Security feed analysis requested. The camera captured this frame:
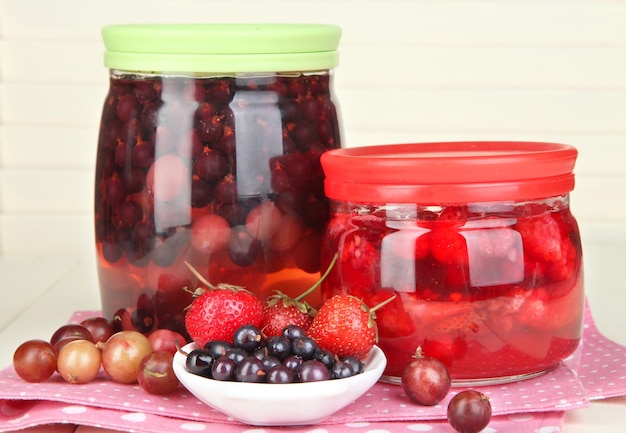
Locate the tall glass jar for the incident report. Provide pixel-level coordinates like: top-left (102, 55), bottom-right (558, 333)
top-left (320, 142), bottom-right (583, 384)
top-left (94, 24), bottom-right (342, 336)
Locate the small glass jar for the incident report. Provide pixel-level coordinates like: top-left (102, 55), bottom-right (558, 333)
top-left (320, 142), bottom-right (583, 384)
top-left (94, 24), bottom-right (342, 336)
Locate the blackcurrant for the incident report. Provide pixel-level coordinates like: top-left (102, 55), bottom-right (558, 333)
top-left (185, 349), bottom-right (214, 377)
top-left (235, 357), bottom-right (266, 383)
top-left (233, 324), bottom-right (263, 353)
top-left (212, 356), bottom-right (237, 381)
top-left (282, 324), bottom-right (307, 340)
top-left (331, 361), bottom-right (355, 379)
top-left (266, 365), bottom-right (294, 384)
top-left (292, 336), bottom-right (317, 360)
top-left (266, 335), bottom-right (291, 360)
top-left (295, 360), bottom-right (330, 382)
top-left (204, 340), bottom-right (231, 359)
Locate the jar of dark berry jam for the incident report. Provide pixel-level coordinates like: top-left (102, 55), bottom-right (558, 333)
top-left (94, 24), bottom-right (342, 335)
top-left (320, 142), bottom-right (583, 384)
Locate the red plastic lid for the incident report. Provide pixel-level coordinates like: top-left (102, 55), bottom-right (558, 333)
top-left (320, 141), bottom-right (578, 203)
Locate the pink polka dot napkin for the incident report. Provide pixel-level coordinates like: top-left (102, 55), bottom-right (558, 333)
top-left (0, 300), bottom-right (624, 433)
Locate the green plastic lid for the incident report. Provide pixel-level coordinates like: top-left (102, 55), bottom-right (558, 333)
top-left (102, 23), bottom-right (341, 73)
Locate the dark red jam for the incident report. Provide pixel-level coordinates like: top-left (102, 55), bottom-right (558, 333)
top-left (319, 142), bottom-right (583, 383)
top-left (94, 72), bottom-right (341, 335)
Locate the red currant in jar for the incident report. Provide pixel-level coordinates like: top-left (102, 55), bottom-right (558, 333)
top-left (95, 24), bottom-right (342, 336)
top-left (320, 142), bottom-right (583, 384)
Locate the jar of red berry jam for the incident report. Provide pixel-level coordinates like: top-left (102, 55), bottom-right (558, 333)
top-left (94, 24), bottom-right (342, 335)
top-left (320, 141), bottom-right (583, 384)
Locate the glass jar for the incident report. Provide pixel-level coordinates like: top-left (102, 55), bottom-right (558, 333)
top-left (319, 142), bottom-right (583, 384)
top-left (94, 24), bottom-right (342, 336)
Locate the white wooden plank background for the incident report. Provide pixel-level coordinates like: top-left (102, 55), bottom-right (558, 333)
top-left (1, 0), bottom-right (626, 256)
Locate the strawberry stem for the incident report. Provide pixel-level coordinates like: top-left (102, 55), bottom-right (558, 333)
top-left (413, 345), bottom-right (425, 359)
top-left (184, 261), bottom-right (248, 293)
top-left (294, 253), bottom-right (339, 302)
top-left (184, 261), bottom-right (218, 290)
top-left (369, 293), bottom-right (397, 313)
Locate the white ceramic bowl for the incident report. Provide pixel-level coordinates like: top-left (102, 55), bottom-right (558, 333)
top-left (172, 342), bottom-right (386, 426)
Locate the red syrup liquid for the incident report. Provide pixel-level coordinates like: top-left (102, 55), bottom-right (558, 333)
top-left (320, 200), bottom-right (584, 383)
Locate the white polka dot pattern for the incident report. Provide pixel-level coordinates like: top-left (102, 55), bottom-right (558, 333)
top-left (0, 301), bottom-right (623, 432)
top-left (566, 314), bottom-right (626, 401)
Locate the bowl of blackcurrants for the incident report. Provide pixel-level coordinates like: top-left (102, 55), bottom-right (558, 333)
top-left (172, 324), bottom-right (387, 426)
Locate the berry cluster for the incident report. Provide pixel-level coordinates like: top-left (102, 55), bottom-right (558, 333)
top-left (183, 255), bottom-right (387, 362)
top-left (184, 324), bottom-right (364, 384)
top-left (12, 317), bottom-right (185, 395)
top-left (95, 72), bottom-right (341, 335)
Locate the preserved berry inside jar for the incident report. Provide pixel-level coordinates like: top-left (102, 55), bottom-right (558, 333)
top-left (320, 197), bottom-right (583, 383)
top-left (94, 72), bottom-right (341, 335)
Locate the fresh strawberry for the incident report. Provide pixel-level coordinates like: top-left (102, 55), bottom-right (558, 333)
top-left (184, 262), bottom-right (263, 347)
top-left (260, 293), bottom-right (316, 337)
top-left (260, 254), bottom-right (338, 336)
top-left (307, 293), bottom-right (396, 359)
